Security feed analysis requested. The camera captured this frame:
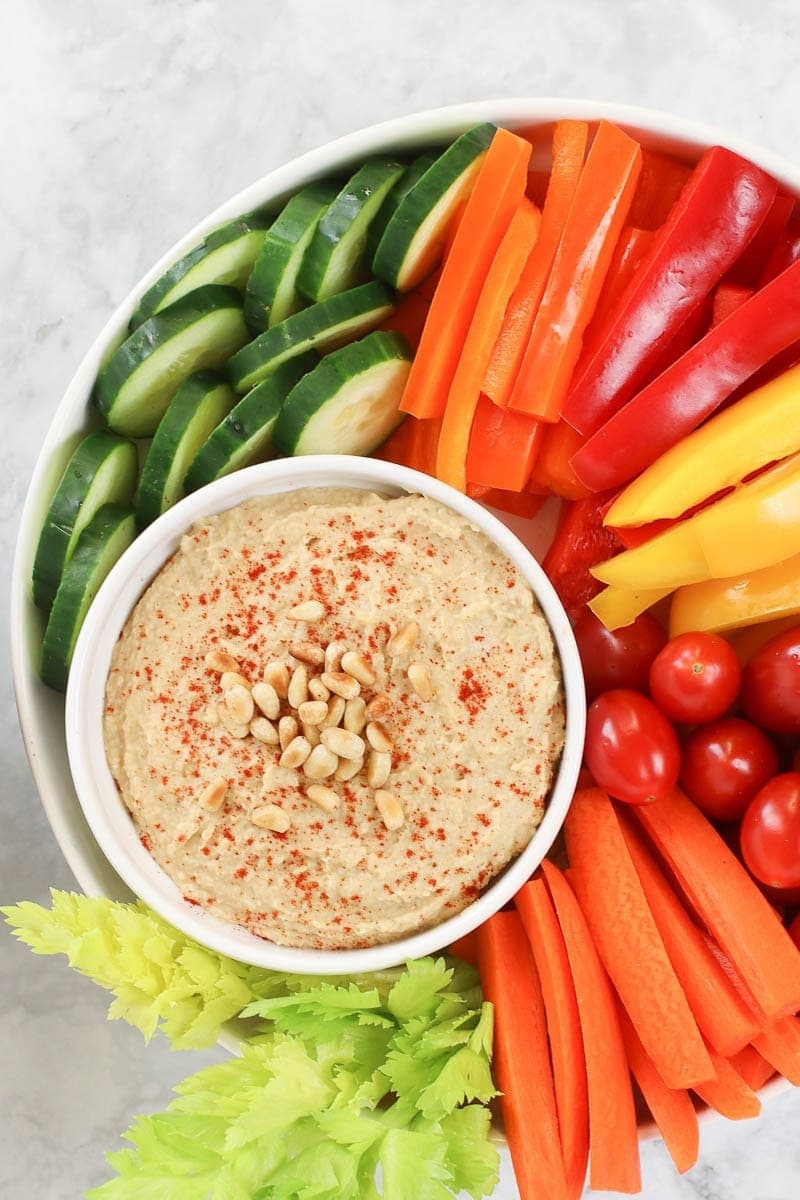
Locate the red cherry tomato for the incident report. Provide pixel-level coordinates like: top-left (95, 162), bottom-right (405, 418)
top-left (584, 689), bottom-right (681, 805)
top-left (649, 632), bottom-right (741, 725)
top-left (740, 773), bottom-right (800, 889)
top-left (573, 609), bottom-right (667, 702)
top-left (741, 627), bottom-right (800, 735)
top-left (788, 913), bottom-right (800, 952)
top-left (679, 718), bottom-right (779, 823)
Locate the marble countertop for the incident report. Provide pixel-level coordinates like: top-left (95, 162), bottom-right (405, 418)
top-left (3, 1), bottom-right (800, 1196)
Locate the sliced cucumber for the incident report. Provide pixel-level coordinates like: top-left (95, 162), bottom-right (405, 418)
top-left (95, 285), bottom-right (249, 437)
top-left (273, 330), bottom-right (411, 457)
top-left (135, 371), bottom-right (237, 527)
top-left (41, 504), bottom-right (137, 692)
top-left (366, 149), bottom-right (441, 260)
top-left (298, 158), bottom-right (405, 302)
top-left (32, 431), bottom-right (138, 611)
top-left (227, 280), bottom-right (395, 394)
top-left (130, 212), bottom-right (271, 328)
top-left (244, 181), bottom-right (338, 334)
top-left (185, 355), bottom-right (317, 492)
top-left (372, 123), bottom-right (496, 292)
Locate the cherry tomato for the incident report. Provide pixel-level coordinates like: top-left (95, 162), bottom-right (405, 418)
top-left (573, 609), bottom-right (667, 702)
top-left (741, 626), bottom-right (800, 735)
top-left (679, 718), bottom-right (778, 823)
top-left (740, 773), bottom-right (800, 889)
top-left (788, 913), bottom-right (800, 952)
top-left (584, 689), bottom-right (681, 805)
top-left (649, 632), bottom-right (741, 725)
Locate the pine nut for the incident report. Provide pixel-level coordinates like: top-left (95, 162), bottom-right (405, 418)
top-left (263, 661), bottom-right (290, 698)
top-left (278, 715), bottom-right (299, 751)
top-left (335, 756), bottom-right (363, 782)
top-left (341, 650), bottom-right (377, 686)
top-left (288, 600), bottom-right (326, 622)
top-left (324, 641), bottom-right (346, 672)
top-left (367, 750), bottom-right (392, 789)
top-left (375, 789), bottom-right (404, 831)
top-left (220, 671), bottom-right (250, 692)
top-left (302, 721), bottom-right (321, 747)
top-left (279, 735), bottom-right (312, 769)
top-left (321, 671), bottom-right (361, 700)
top-left (288, 665), bottom-right (309, 709)
top-left (252, 804), bottom-right (291, 833)
top-left (303, 744), bottom-right (339, 780)
top-left (343, 697), bottom-right (367, 734)
top-left (204, 705), bottom-right (219, 726)
top-left (205, 649), bottom-right (240, 674)
top-left (199, 778), bottom-right (227, 812)
top-left (306, 784), bottom-right (339, 813)
top-left (365, 693), bottom-right (391, 720)
top-left (322, 696), bottom-right (346, 727)
top-left (407, 662), bottom-right (433, 702)
top-left (298, 700), bottom-right (328, 726)
top-left (252, 681), bottom-right (280, 720)
top-left (366, 721), bottom-right (393, 754)
top-left (308, 676), bottom-right (330, 702)
top-left (224, 684), bottom-right (254, 725)
top-left (386, 622), bottom-right (418, 657)
top-left (290, 640), bottom-right (325, 665)
top-left (217, 701), bottom-right (250, 738)
top-left (250, 716), bottom-right (279, 745)
top-left (321, 727), bottom-right (366, 761)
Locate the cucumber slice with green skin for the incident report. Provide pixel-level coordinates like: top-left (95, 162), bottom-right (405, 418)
top-left (130, 212), bottom-right (271, 328)
top-left (95, 285), bottom-right (249, 438)
top-left (273, 330), bottom-right (411, 457)
top-left (366, 149), bottom-right (441, 260)
top-left (227, 280), bottom-right (395, 394)
top-left (40, 504), bottom-right (137, 692)
top-left (372, 123), bottom-right (496, 292)
top-left (185, 354), bottom-right (317, 492)
top-left (298, 158), bottom-right (406, 302)
top-left (31, 430), bottom-right (138, 611)
top-left (134, 371), bottom-right (237, 527)
top-left (244, 182), bottom-right (338, 335)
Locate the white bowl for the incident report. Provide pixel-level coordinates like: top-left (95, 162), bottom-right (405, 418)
top-left (64, 455), bottom-right (584, 974)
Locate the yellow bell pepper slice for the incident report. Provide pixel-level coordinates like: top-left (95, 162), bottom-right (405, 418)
top-left (589, 585), bottom-right (671, 629)
top-left (606, 361), bottom-right (800, 527)
top-left (669, 551), bottom-right (800, 637)
top-left (592, 450), bottom-right (800, 591)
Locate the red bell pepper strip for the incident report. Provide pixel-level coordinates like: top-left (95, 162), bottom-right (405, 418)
top-left (400, 128), bottom-right (531, 420)
top-left (727, 192), bottom-right (794, 285)
top-left (626, 149), bottom-right (692, 230)
top-left (508, 122), bottom-right (643, 421)
top-left (465, 393), bottom-right (544, 491)
top-left (483, 120), bottom-right (589, 408)
top-left (529, 419), bottom-right (592, 500)
top-left (541, 493), bottom-right (620, 623)
top-left (570, 255), bottom-right (800, 493)
top-left (578, 226), bottom-right (654, 362)
top-left (758, 216), bottom-right (800, 286)
top-left (711, 282), bottom-right (753, 327)
top-left (562, 146), bottom-right (778, 437)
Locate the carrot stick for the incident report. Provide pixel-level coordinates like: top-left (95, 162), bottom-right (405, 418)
top-left (753, 1016), bottom-right (800, 1085)
top-left (617, 1004), bottom-right (699, 1174)
top-left (372, 417), bottom-right (415, 468)
top-left (476, 910), bottom-right (568, 1200)
top-left (728, 1045), bottom-right (776, 1092)
top-left (635, 788), bottom-right (800, 1019)
top-left (619, 813), bottom-right (762, 1056)
top-left (516, 879), bottom-right (589, 1200)
top-left (693, 1047), bottom-right (762, 1120)
top-left (484, 121), bottom-right (589, 408)
top-left (464, 394), bottom-right (544, 490)
top-left (400, 128), bottom-right (532, 419)
top-left (565, 788), bottom-right (713, 1089)
top-left (446, 931), bottom-right (477, 964)
top-left (541, 860), bottom-right (641, 1194)
top-left (436, 201), bottom-right (541, 490)
top-left (508, 122), bottom-right (643, 421)
top-left (528, 419), bottom-right (592, 500)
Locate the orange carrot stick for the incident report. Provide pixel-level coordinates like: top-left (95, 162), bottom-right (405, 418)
top-left (436, 201), bottom-right (541, 490)
top-left (617, 1005), bottom-right (700, 1175)
top-left (619, 813), bottom-right (762, 1056)
top-left (476, 910), bottom-right (568, 1200)
top-left (528, 419), bottom-right (592, 500)
top-left (541, 860), bottom-right (641, 1194)
top-left (400, 128), bottom-right (532, 419)
top-left (484, 120), bottom-right (589, 408)
top-left (635, 788), bottom-right (800, 1019)
top-left (509, 121), bottom-right (643, 422)
top-left (693, 1047), bottom-right (762, 1120)
top-left (565, 788), bottom-right (713, 1089)
top-left (372, 417), bottom-right (415, 468)
top-left (729, 1045), bottom-right (776, 1091)
top-left (516, 879), bottom-right (589, 1200)
top-left (446, 931), bottom-right (478, 964)
top-left (753, 1016), bottom-right (800, 1085)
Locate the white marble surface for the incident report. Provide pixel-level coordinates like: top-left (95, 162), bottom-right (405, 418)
top-left (3, 1), bottom-right (800, 1196)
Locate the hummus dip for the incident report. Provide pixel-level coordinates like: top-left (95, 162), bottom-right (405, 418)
top-left (104, 487), bottom-right (565, 949)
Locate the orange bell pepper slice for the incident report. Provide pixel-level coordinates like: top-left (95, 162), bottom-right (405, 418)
top-left (465, 394), bottom-right (544, 491)
top-left (528, 419), bottom-right (592, 500)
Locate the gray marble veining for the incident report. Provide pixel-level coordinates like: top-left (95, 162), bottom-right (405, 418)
top-left (2, 0), bottom-right (800, 1196)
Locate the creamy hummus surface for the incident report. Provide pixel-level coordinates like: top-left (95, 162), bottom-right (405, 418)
top-left (104, 487), bottom-right (565, 950)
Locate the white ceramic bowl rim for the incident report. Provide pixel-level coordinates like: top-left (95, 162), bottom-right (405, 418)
top-left (65, 455), bottom-right (585, 974)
